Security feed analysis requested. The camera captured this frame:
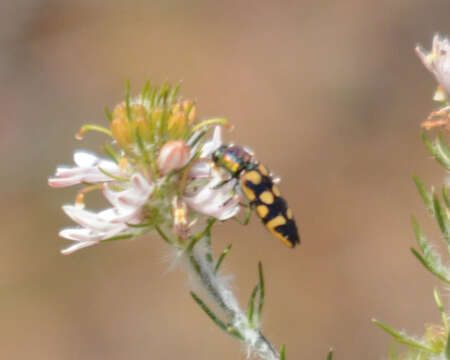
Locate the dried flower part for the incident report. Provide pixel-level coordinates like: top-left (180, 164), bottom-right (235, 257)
top-left (416, 34), bottom-right (450, 98)
top-left (420, 105), bottom-right (450, 130)
top-left (171, 197), bottom-right (196, 240)
top-left (157, 140), bottom-right (191, 175)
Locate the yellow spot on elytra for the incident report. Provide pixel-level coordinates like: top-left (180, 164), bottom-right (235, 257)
top-left (265, 215), bottom-right (294, 248)
top-left (266, 215), bottom-right (286, 229)
top-left (242, 183), bottom-right (256, 201)
top-left (286, 208), bottom-right (293, 219)
top-left (256, 205), bottom-right (269, 218)
top-left (245, 170), bottom-right (262, 185)
top-left (258, 164), bottom-right (269, 176)
top-left (260, 191), bottom-right (274, 204)
top-left (272, 185), bottom-right (281, 197)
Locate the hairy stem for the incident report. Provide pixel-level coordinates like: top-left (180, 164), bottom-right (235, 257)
top-left (186, 236), bottom-right (279, 360)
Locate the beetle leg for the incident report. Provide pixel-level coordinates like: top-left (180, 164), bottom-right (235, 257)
top-left (233, 203), bottom-right (253, 225)
top-left (213, 177), bottom-right (233, 190)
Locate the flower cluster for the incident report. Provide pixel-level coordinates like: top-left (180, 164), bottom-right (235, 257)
top-left (374, 34), bottom-right (450, 360)
top-left (49, 83), bottom-right (241, 254)
top-left (416, 34), bottom-right (450, 130)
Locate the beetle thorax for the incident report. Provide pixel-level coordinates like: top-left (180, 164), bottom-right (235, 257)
top-left (214, 145), bottom-right (253, 176)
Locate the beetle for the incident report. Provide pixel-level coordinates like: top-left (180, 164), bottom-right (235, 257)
top-left (212, 144), bottom-right (300, 248)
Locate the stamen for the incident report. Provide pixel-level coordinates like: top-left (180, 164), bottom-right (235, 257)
top-left (75, 185), bottom-right (103, 208)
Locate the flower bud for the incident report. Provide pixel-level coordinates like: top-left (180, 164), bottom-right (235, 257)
top-left (111, 117), bottom-right (132, 149)
top-left (168, 112), bottom-right (187, 138)
top-left (112, 102), bottom-right (128, 121)
top-left (157, 140), bottom-right (191, 175)
top-left (137, 117), bottom-right (153, 142)
top-left (425, 324), bottom-right (446, 352)
top-left (182, 100), bottom-right (196, 123)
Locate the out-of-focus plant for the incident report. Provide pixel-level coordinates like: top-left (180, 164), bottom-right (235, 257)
top-left (48, 82), bottom-right (298, 359)
top-left (374, 34), bottom-right (450, 360)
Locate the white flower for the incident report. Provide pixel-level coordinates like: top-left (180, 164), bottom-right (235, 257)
top-left (416, 34), bottom-right (450, 97)
top-left (48, 150), bottom-right (123, 188)
top-left (184, 126), bottom-right (241, 221)
top-left (59, 173), bottom-right (153, 254)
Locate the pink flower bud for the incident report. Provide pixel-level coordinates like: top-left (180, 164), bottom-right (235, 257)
top-left (157, 140), bottom-right (191, 175)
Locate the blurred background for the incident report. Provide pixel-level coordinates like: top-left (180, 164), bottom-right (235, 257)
top-left (2, 0), bottom-right (450, 359)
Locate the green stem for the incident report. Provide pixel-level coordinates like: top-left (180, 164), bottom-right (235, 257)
top-left (185, 235), bottom-right (280, 360)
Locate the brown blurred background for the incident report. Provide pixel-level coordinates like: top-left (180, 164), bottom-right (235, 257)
top-left (2, 0), bottom-right (450, 359)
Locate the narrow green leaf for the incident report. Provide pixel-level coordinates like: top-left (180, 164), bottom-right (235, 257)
top-left (125, 80), bottom-right (132, 121)
top-left (388, 343), bottom-right (397, 360)
top-left (186, 218), bottom-right (216, 253)
top-left (190, 291), bottom-right (228, 332)
top-left (326, 348), bottom-right (333, 360)
top-left (226, 326), bottom-right (244, 340)
top-left (141, 80), bottom-right (151, 101)
top-left (135, 128), bottom-right (150, 164)
top-left (433, 194), bottom-right (450, 246)
top-left (158, 82), bottom-right (170, 106)
top-left (215, 244), bottom-right (232, 273)
top-left (445, 330), bottom-right (450, 360)
top-left (159, 106), bottom-right (168, 138)
top-left (155, 225), bottom-right (173, 245)
top-left (422, 132), bottom-right (450, 170)
top-left (411, 248), bottom-right (436, 274)
top-left (168, 83), bottom-right (181, 104)
top-left (187, 130), bottom-right (207, 148)
top-left (373, 319), bottom-right (438, 353)
top-left (257, 262), bottom-right (265, 318)
top-left (247, 284), bottom-right (259, 325)
top-left (410, 248), bottom-right (450, 284)
top-left (411, 218), bottom-right (443, 271)
top-left (443, 186), bottom-right (450, 210)
top-left (102, 143), bottom-right (120, 163)
top-left (413, 175), bottom-right (433, 214)
top-left (98, 167), bottom-right (130, 182)
top-left (280, 345), bottom-right (286, 360)
top-left (434, 288), bottom-right (449, 331)
top-left (233, 204), bottom-right (252, 225)
top-left (126, 221), bottom-right (154, 228)
top-left (149, 87), bottom-right (157, 108)
top-left (438, 132), bottom-right (450, 159)
top-left (102, 233), bottom-right (134, 242)
top-left (104, 106), bottom-right (113, 122)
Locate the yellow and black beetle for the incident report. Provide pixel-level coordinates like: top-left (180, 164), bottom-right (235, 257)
top-left (212, 144), bottom-right (300, 248)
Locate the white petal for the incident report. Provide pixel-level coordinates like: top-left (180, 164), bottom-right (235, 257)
top-left (189, 162), bottom-right (213, 179)
top-left (59, 226), bottom-right (127, 243)
top-left (73, 150), bottom-right (98, 167)
top-left (184, 174), bottom-right (241, 220)
top-left (59, 228), bottom-right (97, 241)
top-left (62, 205), bottom-right (119, 232)
top-left (103, 173), bottom-right (152, 210)
top-left (98, 159), bottom-right (120, 173)
top-left (201, 126), bottom-right (223, 158)
top-left (98, 207), bottom-right (140, 224)
top-left (61, 241), bottom-right (98, 255)
top-left (48, 175), bottom-right (83, 188)
top-left (49, 152), bottom-right (122, 188)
